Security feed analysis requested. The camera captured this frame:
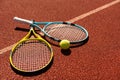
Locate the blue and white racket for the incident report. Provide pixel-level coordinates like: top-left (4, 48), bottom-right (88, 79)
top-left (14, 17), bottom-right (89, 47)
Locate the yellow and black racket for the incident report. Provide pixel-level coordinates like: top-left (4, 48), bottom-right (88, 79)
top-left (10, 23), bottom-right (53, 74)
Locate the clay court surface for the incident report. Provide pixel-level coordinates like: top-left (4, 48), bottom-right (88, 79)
top-left (0, 0), bottom-right (120, 80)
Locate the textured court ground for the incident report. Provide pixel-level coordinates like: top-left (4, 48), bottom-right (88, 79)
top-left (0, 0), bottom-right (120, 80)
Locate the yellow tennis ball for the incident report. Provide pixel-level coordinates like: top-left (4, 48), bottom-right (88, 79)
top-left (59, 40), bottom-right (70, 50)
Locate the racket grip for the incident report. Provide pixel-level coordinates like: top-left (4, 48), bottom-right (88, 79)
top-left (13, 17), bottom-right (33, 24)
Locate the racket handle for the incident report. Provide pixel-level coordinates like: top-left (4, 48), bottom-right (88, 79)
top-left (14, 17), bottom-right (33, 24)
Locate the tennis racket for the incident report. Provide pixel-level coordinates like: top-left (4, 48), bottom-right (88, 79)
top-left (14, 17), bottom-right (89, 47)
top-left (10, 22), bottom-right (53, 74)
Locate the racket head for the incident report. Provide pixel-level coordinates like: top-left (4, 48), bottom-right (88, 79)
top-left (42, 22), bottom-right (89, 47)
top-left (10, 27), bottom-right (53, 73)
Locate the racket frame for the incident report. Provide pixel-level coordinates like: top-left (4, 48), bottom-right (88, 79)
top-left (10, 26), bottom-right (53, 73)
top-left (42, 22), bottom-right (88, 43)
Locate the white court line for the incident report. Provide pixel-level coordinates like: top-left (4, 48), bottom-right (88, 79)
top-left (0, 0), bottom-right (120, 54)
top-left (0, 44), bottom-right (15, 54)
top-left (68, 0), bottom-right (120, 23)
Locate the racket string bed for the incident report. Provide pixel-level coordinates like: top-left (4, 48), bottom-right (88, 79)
top-left (45, 24), bottom-right (87, 42)
top-left (12, 40), bottom-right (51, 72)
